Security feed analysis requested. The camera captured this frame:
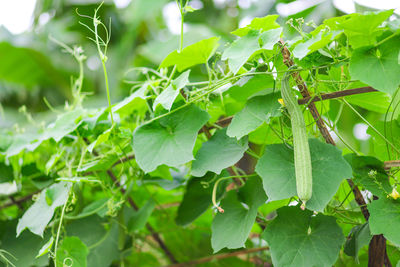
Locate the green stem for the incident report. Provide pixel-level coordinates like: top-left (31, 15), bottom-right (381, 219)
top-left (342, 99), bottom-right (400, 155)
top-left (93, 6), bottom-right (114, 125)
top-left (211, 174), bottom-right (256, 212)
top-left (53, 192), bottom-right (70, 267)
top-left (101, 60), bottom-right (114, 124)
top-left (376, 31), bottom-right (400, 47)
top-left (179, 0), bottom-right (184, 52)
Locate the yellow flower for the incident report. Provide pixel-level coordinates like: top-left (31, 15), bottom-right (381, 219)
top-left (389, 188), bottom-right (400, 200)
top-left (278, 98), bottom-right (285, 107)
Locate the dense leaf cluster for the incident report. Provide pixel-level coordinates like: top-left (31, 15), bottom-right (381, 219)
top-left (1, 5), bottom-right (400, 267)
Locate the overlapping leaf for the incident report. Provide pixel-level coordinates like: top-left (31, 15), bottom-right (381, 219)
top-left (255, 138), bottom-right (352, 211)
top-left (211, 177), bottom-right (267, 252)
top-left (227, 91), bottom-right (281, 139)
top-left (191, 129), bottom-right (248, 177)
top-left (344, 154), bottom-right (391, 197)
top-left (17, 182), bottom-right (71, 237)
top-left (368, 198), bottom-right (400, 246)
top-left (132, 104), bottom-right (209, 172)
top-left (263, 206), bottom-right (344, 267)
top-left (349, 37), bottom-right (400, 95)
top-left (153, 70), bottom-right (190, 110)
top-left (160, 37), bottom-right (220, 71)
top-left (55, 237), bottom-right (88, 267)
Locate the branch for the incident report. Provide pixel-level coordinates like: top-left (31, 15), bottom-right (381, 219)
top-left (0, 191), bottom-right (41, 211)
top-left (297, 87), bottom-right (377, 105)
top-left (164, 247), bottom-right (269, 267)
top-left (384, 160), bottom-right (400, 169)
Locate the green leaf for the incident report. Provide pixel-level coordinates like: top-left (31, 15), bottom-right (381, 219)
top-left (75, 198), bottom-right (108, 218)
top-left (226, 74), bottom-right (275, 101)
top-left (160, 37), bottom-right (220, 72)
top-left (345, 91), bottom-right (391, 114)
top-left (191, 129), bottom-right (248, 177)
top-left (132, 104), bottom-right (210, 172)
top-left (292, 31), bottom-right (339, 59)
top-left (1, 224), bottom-right (50, 267)
top-left (41, 109), bottom-right (84, 142)
top-left (153, 70), bottom-right (190, 111)
top-left (339, 10), bottom-right (393, 48)
top-left (344, 223), bottom-right (372, 262)
top-left (231, 15), bottom-right (280, 37)
top-left (344, 154), bottom-right (391, 197)
top-left (222, 30), bottom-right (260, 74)
top-left (227, 92), bottom-right (281, 139)
top-left (127, 198), bottom-right (156, 233)
top-left (176, 173), bottom-right (228, 226)
top-left (0, 42), bottom-right (68, 89)
top-left (367, 119), bottom-right (400, 161)
top-left (6, 109), bottom-right (83, 158)
top-left (368, 198), bottom-right (400, 246)
top-left (255, 139), bottom-right (352, 211)
top-left (66, 216), bottom-right (120, 267)
top-left (56, 237), bottom-right (88, 267)
top-left (112, 82), bottom-right (149, 117)
top-left (211, 177), bottom-right (267, 252)
top-left (5, 133), bottom-right (41, 158)
top-left (349, 37), bottom-right (400, 95)
top-left (17, 182), bottom-right (71, 237)
top-left (262, 206), bottom-right (345, 267)
top-left (259, 28), bottom-right (282, 50)
top-left (87, 126), bottom-right (114, 153)
top-left (36, 236), bottom-right (54, 258)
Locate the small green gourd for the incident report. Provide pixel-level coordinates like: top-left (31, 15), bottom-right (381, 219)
top-left (281, 69), bottom-right (312, 206)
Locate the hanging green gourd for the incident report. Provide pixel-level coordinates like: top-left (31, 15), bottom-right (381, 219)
top-left (281, 69), bottom-right (312, 208)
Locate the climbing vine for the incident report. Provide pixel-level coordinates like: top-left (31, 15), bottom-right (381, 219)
top-left (1, 3), bottom-right (400, 267)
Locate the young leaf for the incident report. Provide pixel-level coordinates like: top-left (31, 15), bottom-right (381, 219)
top-left (17, 182), bottom-right (71, 237)
top-left (132, 104), bottom-right (210, 172)
top-left (255, 138), bottom-right (352, 211)
top-left (191, 129), bottom-right (248, 177)
top-left (262, 206), bottom-right (344, 267)
top-left (160, 37), bottom-right (220, 72)
top-left (211, 177), bottom-right (267, 252)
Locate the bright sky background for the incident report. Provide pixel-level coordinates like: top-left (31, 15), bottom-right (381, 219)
top-left (0, 0), bottom-right (399, 34)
